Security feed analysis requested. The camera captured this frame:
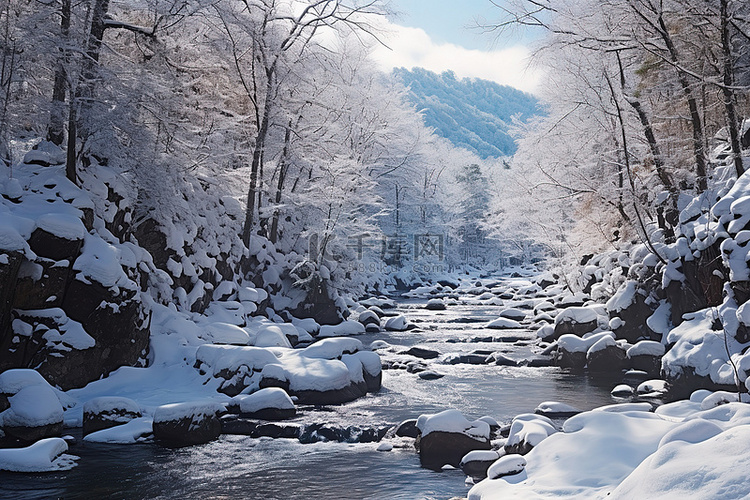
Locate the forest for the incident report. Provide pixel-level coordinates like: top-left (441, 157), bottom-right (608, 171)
top-left (2, 0), bottom-right (750, 498)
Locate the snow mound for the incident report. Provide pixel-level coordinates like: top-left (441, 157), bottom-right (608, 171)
top-left (231, 388), bottom-right (294, 413)
top-left (417, 409), bottom-right (490, 441)
top-left (0, 438), bottom-right (77, 472)
top-left (0, 384), bottom-right (63, 428)
top-left (318, 320), bottom-right (366, 338)
top-left (83, 417), bottom-right (153, 444)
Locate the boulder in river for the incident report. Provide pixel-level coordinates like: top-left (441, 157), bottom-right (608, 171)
top-left (460, 449), bottom-right (503, 479)
top-left (487, 454), bottom-right (527, 479)
top-left (82, 396), bottom-right (142, 437)
top-left (152, 401), bottom-right (224, 447)
top-left (228, 388), bottom-right (296, 420)
top-left (553, 307), bottom-right (599, 339)
top-left (0, 369), bottom-right (63, 444)
top-left (425, 299), bottom-right (446, 311)
top-left (415, 409), bottom-right (491, 470)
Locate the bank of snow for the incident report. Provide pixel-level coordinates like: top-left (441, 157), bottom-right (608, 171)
top-left (469, 392), bottom-right (750, 499)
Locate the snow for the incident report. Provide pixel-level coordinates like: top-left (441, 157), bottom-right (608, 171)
top-left (462, 450), bottom-right (503, 465)
top-left (36, 213), bottom-right (86, 241)
top-left (83, 396), bottom-right (140, 417)
top-left (416, 409), bottom-right (490, 441)
top-left (0, 384), bottom-right (63, 428)
top-left (0, 369), bottom-right (50, 394)
top-left (318, 320), bottom-right (366, 337)
top-left (609, 425), bottom-right (750, 499)
top-left (557, 331), bottom-right (614, 353)
top-left (534, 401), bottom-right (580, 415)
top-left (505, 414), bottom-right (556, 450)
top-left (662, 309), bottom-right (734, 384)
top-left (469, 410), bottom-right (676, 499)
top-left (0, 438), bottom-right (77, 472)
top-left (587, 334), bottom-right (616, 354)
top-left (195, 345), bottom-right (281, 376)
top-left (646, 302), bottom-right (672, 336)
top-left (201, 322), bottom-right (252, 345)
top-left (636, 380), bottom-right (668, 395)
top-left (487, 454), bottom-right (527, 480)
top-left (611, 384), bottom-right (634, 397)
top-left (254, 325), bottom-right (293, 348)
top-left (152, 401), bottom-right (224, 423)
top-left (275, 353), bottom-right (352, 392)
top-left (384, 315), bottom-right (408, 331)
top-left (627, 340), bottom-right (665, 358)
top-left (83, 417), bottom-right (153, 444)
top-left (301, 337), bottom-right (362, 359)
top-left (34, 309), bottom-right (95, 351)
top-left (554, 306), bottom-right (598, 325)
top-left (231, 387), bottom-right (294, 413)
top-left (486, 317), bottom-right (523, 329)
top-left (73, 233), bottom-right (135, 290)
top-left (606, 281), bottom-right (637, 313)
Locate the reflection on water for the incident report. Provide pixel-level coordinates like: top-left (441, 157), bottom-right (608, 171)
top-left (1, 296), bottom-right (619, 500)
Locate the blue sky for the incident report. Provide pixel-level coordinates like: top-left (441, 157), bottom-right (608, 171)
top-left (390, 0), bottom-right (503, 50)
top-left (369, 0), bottom-right (544, 93)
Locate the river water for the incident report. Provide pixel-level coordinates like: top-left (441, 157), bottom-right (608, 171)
top-left (1, 288), bottom-right (619, 500)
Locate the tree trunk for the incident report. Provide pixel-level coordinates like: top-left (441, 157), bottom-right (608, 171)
top-left (269, 121), bottom-right (292, 244)
top-left (720, 0), bottom-right (744, 178)
top-left (47, 0), bottom-right (70, 146)
top-left (656, 13), bottom-right (708, 192)
top-left (65, 0), bottom-right (111, 184)
top-left (242, 66), bottom-right (275, 247)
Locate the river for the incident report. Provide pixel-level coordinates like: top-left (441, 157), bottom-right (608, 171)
top-left (1, 283), bottom-right (619, 500)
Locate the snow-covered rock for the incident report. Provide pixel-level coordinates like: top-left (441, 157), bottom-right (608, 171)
top-left (152, 401), bottom-right (224, 447)
top-left (82, 396), bottom-right (142, 437)
top-left (504, 414), bottom-right (556, 455)
top-left (0, 437), bottom-right (77, 472)
top-left (486, 454), bottom-right (526, 480)
top-left (317, 320), bottom-right (366, 338)
top-left (228, 387), bottom-right (295, 420)
top-left (0, 383), bottom-right (64, 442)
top-left (416, 409), bottom-right (492, 470)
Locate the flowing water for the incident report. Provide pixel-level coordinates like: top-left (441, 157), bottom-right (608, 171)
top-left (1, 288), bottom-right (620, 500)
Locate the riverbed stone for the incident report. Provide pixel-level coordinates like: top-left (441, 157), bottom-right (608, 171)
top-left (153, 402), bottom-right (224, 447)
top-left (401, 346), bottom-right (440, 360)
top-left (416, 430), bottom-right (492, 470)
top-left (82, 396), bottom-right (142, 437)
top-left (460, 449), bottom-right (503, 479)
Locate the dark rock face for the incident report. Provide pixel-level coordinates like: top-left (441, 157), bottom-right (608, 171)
top-left (153, 412), bottom-right (222, 447)
top-left (416, 431), bottom-right (491, 470)
top-left (3, 422), bottom-right (63, 444)
top-left (629, 354), bottom-right (662, 376)
top-left (587, 345), bottom-right (627, 372)
top-left (557, 349), bottom-right (586, 371)
top-left (553, 317), bottom-right (597, 339)
top-left (28, 228), bottom-right (83, 262)
top-left (611, 292), bottom-right (658, 343)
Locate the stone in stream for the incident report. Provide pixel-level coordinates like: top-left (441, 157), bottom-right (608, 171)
top-left (153, 401), bottom-right (224, 447)
top-left (534, 401), bottom-right (581, 419)
top-left (443, 353), bottom-right (491, 365)
top-left (586, 339), bottom-right (627, 373)
top-left (425, 298), bottom-right (446, 310)
top-left (419, 371), bottom-right (445, 380)
top-left (415, 409), bottom-right (492, 470)
top-left (487, 454), bottom-right (527, 479)
top-left (553, 306), bottom-right (599, 339)
top-left (504, 414), bottom-right (556, 455)
top-left (392, 419), bottom-right (420, 438)
top-left (460, 449), bottom-right (504, 479)
top-left (83, 396), bottom-right (142, 437)
top-left (220, 416), bottom-right (302, 439)
top-left (400, 346), bottom-right (441, 360)
top-left (298, 423), bottom-right (390, 444)
top-left (521, 356), bottom-right (556, 368)
top-left (227, 388), bottom-right (296, 421)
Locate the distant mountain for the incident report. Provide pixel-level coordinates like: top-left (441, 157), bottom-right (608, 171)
top-left (393, 68), bottom-right (540, 158)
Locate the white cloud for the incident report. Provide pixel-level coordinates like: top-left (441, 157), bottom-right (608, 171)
top-left (368, 23), bottom-right (543, 94)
